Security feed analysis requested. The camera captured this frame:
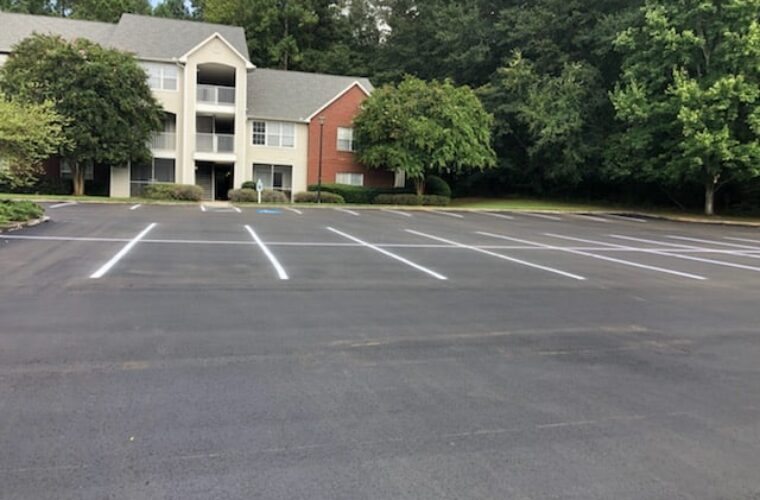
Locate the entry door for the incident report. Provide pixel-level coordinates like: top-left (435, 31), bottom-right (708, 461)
top-left (195, 164), bottom-right (213, 200)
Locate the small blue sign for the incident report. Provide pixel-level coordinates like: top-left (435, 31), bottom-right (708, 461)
top-left (256, 209), bottom-right (282, 215)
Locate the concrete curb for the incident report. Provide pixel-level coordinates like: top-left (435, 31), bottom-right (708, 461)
top-left (0, 215), bottom-right (50, 234)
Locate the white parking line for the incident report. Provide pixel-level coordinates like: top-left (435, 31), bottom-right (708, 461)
top-left (232, 206), bottom-right (242, 213)
top-left (381, 209), bottom-right (412, 218)
top-left (604, 214), bottom-right (648, 223)
top-left (432, 210), bottom-right (464, 219)
top-left (555, 233), bottom-right (760, 274)
top-left (668, 235), bottom-right (760, 251)
top-left (244, 225), bottom-right (289, 280)
top-left (334, 208), bottom-right (360, 216)
top-left (49, 202), bottom-right (77, 209)
top-left (406, 229), bottom-right (586, 281)
top-left (610, 234), bottom-right (760, 272)
top-left (481, 211), bottom-right (515, 220)
top-left (520, 212), bottom-right (562, 221)
top-left (200, 204), bottom-right (207, 212)
top-left (284, 207), bottom-right (303, 215)
top-left (478, 232), bottom-right (706, 281)
top-left (129, 204), bottom-right (142, 211)
top-left (572, 214), bottom-right (612, 223)
top-left (725, 236), bottom-right (760, 245)
top-left (90, 223), bottom-right (156, 279)
top-left (327, 227), bottom-right (447, 280)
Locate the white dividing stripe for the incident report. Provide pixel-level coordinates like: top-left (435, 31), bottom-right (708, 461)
top-left (667, 235), bottom-right (760, 250)
top-left (572, 214), bottom-right (611, 223)
top-left (432, 210), bottom-right (464, 219)
top-left (232, 206), bottom-right (242, 213)
top-left (285, 207), bottom-right (303, 215)
top-left (334, 208), bottom-right (360, 216)
top-left (90, 223), bottom-right (156, 279)
top-left (327, 227), bottom-right (447, 280)
top-left (200, 204), bottom-right (207, 212)
top-left (49, 202), bottom-right (77, 209)
top-left (481, 211), bottom-right (515, 220)
top-left (478, 232), bottom-right (706, 281)
top-left (245, 225), bottom-right (289, 280)
top-left (129, 204), bottom-right (142, 211)
top-left (610, 234), bottom-right (760, 272)
top-left (406, 229), bottom-right (586, 281)
top-left (725, 237), bottom-right (760, 245)
top-left (520, 212), bottom-right (562, 221)
top-left (604, 214), bottom-right (647, 223)
top-left (382, 208), bottom-right (412, 218)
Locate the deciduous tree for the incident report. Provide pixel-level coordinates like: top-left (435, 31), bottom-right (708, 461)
top-left (0, 34), bottom-right (163, 195)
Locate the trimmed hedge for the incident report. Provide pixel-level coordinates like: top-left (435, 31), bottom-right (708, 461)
top-left (228, 188), bottom-right (289, 203)
top-left (294, 191), bottom-right (345, 204)
top-left (0, 200), bottom-right (44, 225)
top-left (307, 183), bottom-right (411, 204)
top-left (241, 181), bottom-right (257, 190)
top-left (372, 194), bottom-right (450, 206)
top-left (143, 183), bottom-right (203, 201)
top-left (425, 175), bottom-right (452, 198)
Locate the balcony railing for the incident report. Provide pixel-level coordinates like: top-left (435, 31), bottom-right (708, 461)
top-left (196, 84), bottom-right (235, 105)
top-left (196, 133), bottom-right (234, 153)
top-left (150, 131), bottom-right (176, 150)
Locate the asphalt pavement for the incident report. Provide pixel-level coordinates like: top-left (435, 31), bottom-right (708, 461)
top-left (1, 202), bottom-right (760, 499)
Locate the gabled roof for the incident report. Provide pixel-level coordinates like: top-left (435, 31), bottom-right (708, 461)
top-left (110, 14), bottom-right (249, 62)
top-left (0, 11), bottom-right (249, 62)
top-left (247, 68), bottom-right (374, 122)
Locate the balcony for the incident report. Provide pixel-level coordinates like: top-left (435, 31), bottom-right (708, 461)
top-left (196, 133), bottom-right (234, 154)
top-left (196, 84), bottom-right (235, 106)
top-left (150, 131), bottom-right (176, 150)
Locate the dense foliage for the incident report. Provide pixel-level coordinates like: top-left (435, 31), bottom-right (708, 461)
top-left (6, 0), bottom-right (760, 212)
top-left (0, 34), bottom-right (163, 196)
top-left (0, 199), bottom-right (44, 225)
top-left (143, 183), bottom-right (204, 201)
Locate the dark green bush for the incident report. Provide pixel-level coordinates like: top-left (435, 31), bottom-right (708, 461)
top-left (373, 194), bottom-right (423, 205)
top-left (422, 195), bottom-right (450, 206)
top-left (241, 181), bottom-right (257, 190)
top-left (143, 183), bottom-right (203, 201)
top-left (294, 191), bottom-right (345, 203)
top-left (372, 194), bottom-right (451, 206)
top-left (307, 183), bottom-right (411, 204)
top-left (0, 200), bottom-right (44, 224)
top-left (425, 175), bottom-right (452, 198)
top-left (228, 188), bottom-right (288, 203)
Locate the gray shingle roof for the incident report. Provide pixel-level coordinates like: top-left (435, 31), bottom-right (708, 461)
top-left (0, 11), bottom-right (249, 62)
top-left (247, 68), bottom-right (374, 122)
top-left (0, 11), bottom-right (115, 52)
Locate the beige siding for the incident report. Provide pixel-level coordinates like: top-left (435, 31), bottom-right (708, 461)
top-left (246, 121), bottom-right (309, 195)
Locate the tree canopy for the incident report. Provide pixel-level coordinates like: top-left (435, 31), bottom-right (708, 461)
top-left (0, 34), bottom-right (163, 195)
top-left (354, 76), bottom-right (496, 194)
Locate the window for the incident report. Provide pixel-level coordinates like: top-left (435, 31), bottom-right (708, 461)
top-left (337, 127), bottom-right (354, 152)
top-left (130, 159), bottom-right (176, 196)
top-left (60, 160), bottom-right (94, 180)
top-left (252, 121), bottom-right (295, 148)
top-left (142, 63), bottom-right (178, 91)
top-left (253, 164), bottom-right (293, 198)
top-left (336, 172), bottom-right (364, 186)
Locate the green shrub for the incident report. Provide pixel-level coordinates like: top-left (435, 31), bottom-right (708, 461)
top-left (229, 189), bottom-right (289, 203)
top-left (294, 191), bottom-right (345, 203)
top-left (373, 194), bottom-right (423, 205)
top-left (143, 183), bottom-right (203, 201)
top-left (0, 200), bottom-right (44, 225)
top-left (425, 175), bottom-right (452, 198)
top-left (307, 183), bottom-right (411, 204)
top-left (422, 195), bottom-right (450, 206)
top-left (241, 181), bottom-right (257, 190)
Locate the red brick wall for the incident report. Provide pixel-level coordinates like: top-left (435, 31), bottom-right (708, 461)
top-left (307, 84), bottom-right (395, 188)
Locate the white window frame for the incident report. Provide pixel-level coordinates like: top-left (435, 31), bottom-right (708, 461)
top-left (337, 127), bottom-right (355, 152)
top-left (335, 172), bottom-right (364, 186)
top-left (251, 120), bottom-right (296, 148)
top-left (142, 62), bottom-right (178, 91)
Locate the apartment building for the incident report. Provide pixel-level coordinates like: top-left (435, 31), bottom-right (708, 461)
top-left (0, 11), bottom-right (398, 199)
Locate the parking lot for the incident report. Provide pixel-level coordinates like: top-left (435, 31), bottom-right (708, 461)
top-left (2, 202), bottom-right (760, 499)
